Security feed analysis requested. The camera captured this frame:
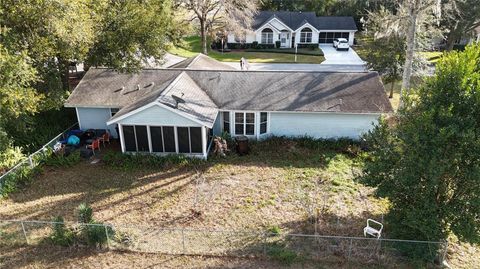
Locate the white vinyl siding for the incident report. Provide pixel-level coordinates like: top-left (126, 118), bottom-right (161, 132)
top-left (116, 105), bottom-right (202, 127)
top-left (269, 112), bottom-right (379, 139)
top-left (76, 107), bottom-right (118, 138)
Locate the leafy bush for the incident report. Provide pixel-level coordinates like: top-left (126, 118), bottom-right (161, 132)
top-left (275, 41), bottom-right (281, 48)
top-left (76, 202), bottom-right (114, 247)
top-left (49, 216), bottom-right (75, 246)
top-left (44, 151), bottom-right (81, 167)
top-left (83, 222), bottom-right (114, 247)
top-left (77, 203), bottom-right (93, 223)
top-left (0, 146), bottom-right (25, 171)
top-left (267, 243), bottom-right (302, 265)
top-left (0, 164), bottom-right (42, 198)
top-left (267, 225), bottom-right (281, 236)
top-left (244, 48), bottom-right (324, 56)
top-left (252, 41), bottom-right (258, 49)
top-left (102, 150), bottom-right (203, 170)
top-left (297, 43), bottom-right (318, 50)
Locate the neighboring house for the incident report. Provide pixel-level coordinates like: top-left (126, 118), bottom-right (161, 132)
top-left (227, 11), bottom-right (358, 48)
top-left (65, 54), bottom-right (392, 159)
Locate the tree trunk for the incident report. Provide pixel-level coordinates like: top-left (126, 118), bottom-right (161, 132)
top-left (400, 10), bottom-right (417, 107)
top-left (446, 31), bottom-right (457, 51)
top-left (389, 81), bottom-right (395, 99)
top-left (200, 18), bottom-right (208, 55)
top-left (58, 57), bottom-right (70, 91)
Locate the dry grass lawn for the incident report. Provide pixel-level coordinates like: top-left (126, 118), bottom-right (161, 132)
top-left (0, 139), bottom-right (478, 268)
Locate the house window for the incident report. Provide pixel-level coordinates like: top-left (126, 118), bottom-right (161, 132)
top-left (235, 112), bottom-right (255, 136)
top-left (110, 108), bottom-right (120, 117)
top-left (260, 112), bottom-right (268, 134)
top-left (163, 126), bottom-right (176, 152)
top-left (261, 28), bottom-right (273, 44)
top-left (222, 111), bottom-right (230, 134)
top-left (122, 125), bottom-right (136, 152)
top-left (300, 28), bottom-right (312, 43)
top-left (177, 127), bottom-right (202, 154)
top-left (122, 125), bottom-right (148, 152)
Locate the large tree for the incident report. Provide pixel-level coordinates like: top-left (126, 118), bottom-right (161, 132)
top-left (363, 34), bottom-right (406, 99)
top-left (362, 45), bottom-right (480, 253)
top-left (441, 0), bottom-right (480, 50)
top-left (367, 1), bottom-right (442, 106)
top-left (177, 0), bottom-right (258, 54)
top-left (0, 0), bottom-right (177, 155)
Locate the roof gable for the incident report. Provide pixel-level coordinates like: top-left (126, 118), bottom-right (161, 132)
top-left (168, 53), bottom-right (235, 70)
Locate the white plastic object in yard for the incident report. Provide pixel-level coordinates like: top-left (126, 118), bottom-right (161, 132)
top-left (364, 219), bottom-right (383, 239)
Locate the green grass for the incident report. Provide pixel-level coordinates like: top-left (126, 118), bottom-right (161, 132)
top-left (419, 51), bottom-right (444, 64)
top-left (168, 36), bottom-right (325, 64)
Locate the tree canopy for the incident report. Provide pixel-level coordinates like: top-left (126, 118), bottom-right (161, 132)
top-left (362, 45), bottom-right (480, 247)
top-left (0, 0), bottom-right (178, 161)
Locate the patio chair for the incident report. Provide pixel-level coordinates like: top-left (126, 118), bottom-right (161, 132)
top-left (363, 219), bottom-right (383, 239)
top-left (99, 131), bottom-right (110, 147)
top-left (86, 138), bottom-right (100, 155)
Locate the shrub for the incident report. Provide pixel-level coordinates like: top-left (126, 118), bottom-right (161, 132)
top-left (83, 222), bottom-right (114, 247)
top-left (252, 41), bottom-right (258, 49)
top-left (102, 150), bottom-right (203, 170)
top-left (0, 164), bottom-right (42, 198)
top-left (275, 41), bottom-right (281, 48)
top-left (267, 225), bottom-right (281, 236)
top-left (76, 202), bottom-right (115, 247)
top-left (77, 203), bottom-right (93, 223)
top-left (49, 216), bottom-right (75, 246)
top-left (297, 43), bottom-right (318, 50)
top-left (267, 243), bottom-right (302, 265)
top-left (44, 151), bottom-right (81, 167)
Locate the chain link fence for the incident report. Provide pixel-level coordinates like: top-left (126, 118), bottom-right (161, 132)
top-left (0, 123), bottom-right (78, 195)
top-left (0, 219), bottom-right (448, 266)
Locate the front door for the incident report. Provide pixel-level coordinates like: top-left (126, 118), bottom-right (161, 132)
top-left (280, 32), bottom-right (288, 48)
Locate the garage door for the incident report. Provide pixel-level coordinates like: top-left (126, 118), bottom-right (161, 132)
top-left (319, 32), bottom-right (350, 43)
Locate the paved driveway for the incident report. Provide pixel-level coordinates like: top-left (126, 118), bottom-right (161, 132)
top-left (320, 44), bottom-right (365, 65)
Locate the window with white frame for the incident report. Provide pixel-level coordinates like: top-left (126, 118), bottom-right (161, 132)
top-left (222, 111), bottom-right (230, 134)
top-left (260, 112), bottom-right (268, 134)
top-left (300, 27), bottom-right (312, 43)
top-left (235, 112), bottom-right (255, 135)
top-left (261, 28), bottom-right (274, 44)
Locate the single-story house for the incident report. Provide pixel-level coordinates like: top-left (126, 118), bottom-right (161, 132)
top-left (227, 11), bottom-right (358, 48)
top-left (65, 54), bottom-right (392, 159)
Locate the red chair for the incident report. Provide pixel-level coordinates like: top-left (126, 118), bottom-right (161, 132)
top-left (100, 132), bottom-right (110, 147)
top-left (86, 139), bottom-right (101, 155)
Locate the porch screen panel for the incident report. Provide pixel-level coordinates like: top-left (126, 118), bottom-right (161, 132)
top-left (122, 126), bottom-right (136, 151)
top-left (135, 126), bottom-right (149, 152)
top-left (190, 127), bottom-right (202, 153)
top-left (150, 127), bottom-right (163, 152)
top-left (163, 126), bottom-right (176, 152)
top-left (177, 127), bottom-right (190, 153)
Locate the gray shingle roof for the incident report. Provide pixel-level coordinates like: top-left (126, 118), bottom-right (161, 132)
top-left (185, 71), bottom-right (391, 114)
top-left (109, 72), bottom-right (218, 127)
top-left (169, 54), bottom-right (236, 70)
top-left (253, 11), bottom-right (357, 31)
top-left (316, 16), bottom-right (357, 30)
top-left (66, 67), bottom-right (392, 121)
top-left (65, 68), bottom-right (182, 108)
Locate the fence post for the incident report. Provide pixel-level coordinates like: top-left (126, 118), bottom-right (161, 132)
top-left (181, 228), bottom-right (186, 254)
top-left (440, 240), bottom-right (449, 265)
top-left (263, 232), bottom-right (268, 256)
top-left (28, 156), bottom-right (33, 168)
top-left (347, 238), bottom-right (353, 261)
top-left (20, 221), bottom-right (29, 245)
top-left (104, 224), bottom-right (111, 249)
